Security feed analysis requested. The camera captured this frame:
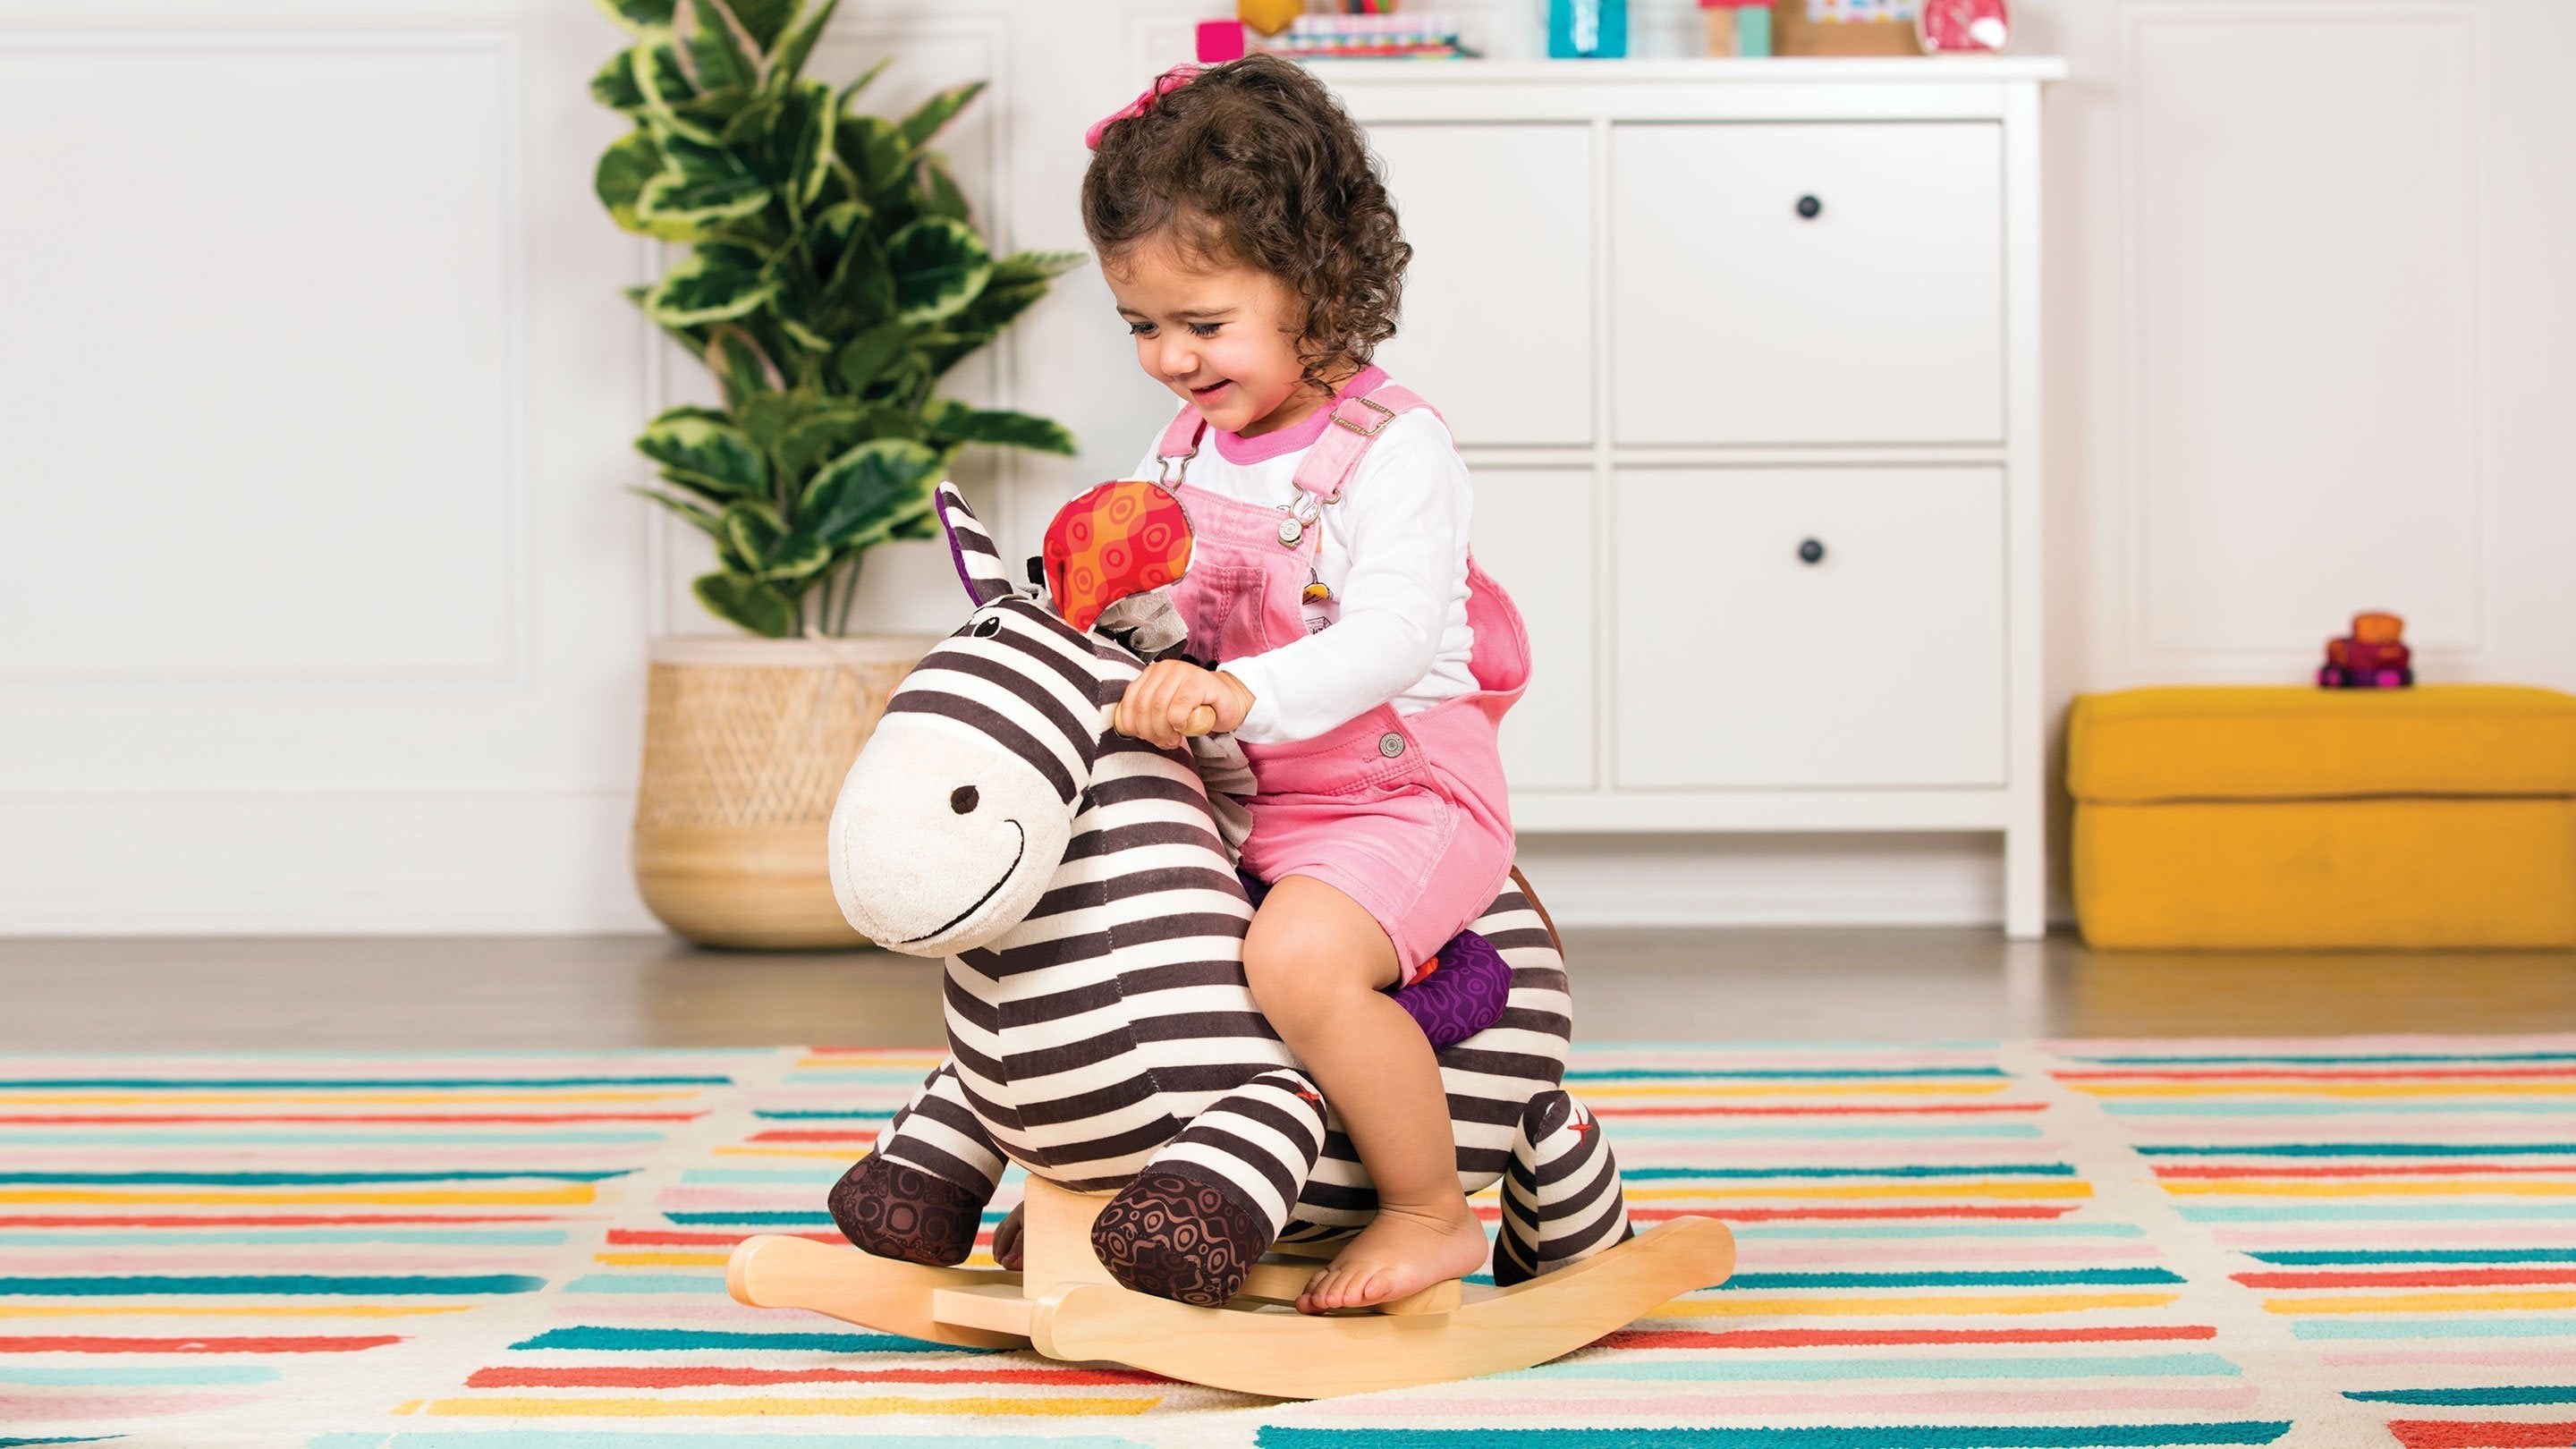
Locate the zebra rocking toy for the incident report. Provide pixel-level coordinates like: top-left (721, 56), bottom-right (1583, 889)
top-left (723, 482), bottom-right (1734, 1397)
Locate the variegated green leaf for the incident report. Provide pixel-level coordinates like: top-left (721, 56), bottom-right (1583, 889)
top-left (702, 324), bottom-right (784, 412)
top-left (643, 242), bottom-right (776, 326)
top-left (834, 55), bottom-right (893, 114)
top-left (755, 530), bottom-right (835, 583)
top-left (719, 499), bottom-right (788, 569)
top-left (777, 402), bottom-right (920, 483)
top-left (667, 89), bottom-right (755, 143)
top-left (634, 131), bottom-right (768, 232)
top-left (680, 0), bottom-right (764, 93)
top-left (693, 571), bottom-right (797, 637)
top-left (591, 48), bottom-right (648, 111)
top-left (911, 329), bottom-right (979, 381)
top-left (822, 224), bottom-right (894, 331)
top-left (764, 0), bottom-right (841, 90)
top-left (809, 199), bottom-right (865, 260)
top-left (634, 487), bottom-right (724, 536)
top-left (887, 498), bottom-right (941, 540)
top-left (833, 321), bottom-right (911, 394)
top-left (723, 81), bottom-right (831, 211)
top-left (914, 156), bottom-right (970, 224)
top-left (897, 80), bottom-right (984, 149)
top-left (631, 30), bottom-right (716, 145)
top-left (791, 81), bottom-right (836, 207)
top-left (886, 216), bottom-right (990, 325)
top-left (775, 315), bottom-right (835, 353)
top-left (811, 155), bottom-right (859, 211)
top-left (595, 130), bottom-right (666, 233)
top-left (800, 438), bottom-right (941, 547)
top-left (939, 282), bottom-right (1038, 350)
top-left (835, 113), bottom-right (910, 197)
top-left (716, 88), bottom-right (780, 147)
top-left (594, 0), bottom-right (678, 33)
top-left (930, 250), bottom-right (1081, 358)
top-left (730, 0), bottom-right (801, 51)
top-left (638, 409), bottom-right (767, 497)
top-left (995, 250), bottom-right (1085, 284)
top-left (774, 405), bottom-right (864, 483)
top-left (733, 388), bottom-right (824, 462)
top-left (921, 401), bottom-right (1076, 455)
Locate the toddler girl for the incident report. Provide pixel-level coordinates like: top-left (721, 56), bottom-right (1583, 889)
top-left (1082, 55), bottom-right (1530, 1315)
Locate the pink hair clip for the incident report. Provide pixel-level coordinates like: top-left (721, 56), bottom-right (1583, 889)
top-left (1085, 64), bottom-right (1200, 150)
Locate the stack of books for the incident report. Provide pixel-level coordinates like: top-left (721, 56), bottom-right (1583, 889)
top-left (2318, 612), bottom-right (2413, 689)
top-left (1267, 13), bottom-right (1474, 58)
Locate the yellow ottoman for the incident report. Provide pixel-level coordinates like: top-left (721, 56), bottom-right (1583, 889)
top-left (2067, 686), bottom-right (2576, 951)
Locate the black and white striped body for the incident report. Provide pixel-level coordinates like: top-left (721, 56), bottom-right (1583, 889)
top-left (826, 484), bottom-right (1621, 1283)
top-left (850, 590), bottom-right (1567, 1224)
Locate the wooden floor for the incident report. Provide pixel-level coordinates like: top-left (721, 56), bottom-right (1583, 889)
top-left (5, 929), bottom-right (2572, 1050)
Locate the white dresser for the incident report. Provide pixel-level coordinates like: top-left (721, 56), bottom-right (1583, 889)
top-left (1312, 57), bottom-right (2064, 937)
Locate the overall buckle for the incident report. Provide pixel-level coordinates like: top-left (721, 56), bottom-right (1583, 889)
top-left (1331, 394), bottom-right (1396, 437)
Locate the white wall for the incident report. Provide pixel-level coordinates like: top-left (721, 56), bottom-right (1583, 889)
top-left (4, 0), bottom-right (2569, 934)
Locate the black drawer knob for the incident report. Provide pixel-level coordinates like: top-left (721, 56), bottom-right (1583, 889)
top-left (1796, 194), bottom-right (1823, 220)
top-left (1798, 538), bottom-right (1826, 565)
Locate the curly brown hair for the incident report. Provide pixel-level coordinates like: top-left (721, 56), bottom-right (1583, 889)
top-left (1081, 54), bottom-right (1410, 392)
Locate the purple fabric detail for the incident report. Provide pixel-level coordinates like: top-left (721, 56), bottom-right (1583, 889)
top-left (1236, 869), bottom-right (1508, 1048)
top-left (1391, 928), bottom-right (1511, 1048)
top-left (938, 508), bottom-right (979, 599)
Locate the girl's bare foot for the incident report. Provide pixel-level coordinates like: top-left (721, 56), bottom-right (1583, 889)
top-left (1293, 1198), bottom-right (1487, 1315)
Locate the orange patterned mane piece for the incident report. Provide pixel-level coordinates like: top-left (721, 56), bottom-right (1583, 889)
top-left (1043, 479), bottom-right (1196, 633)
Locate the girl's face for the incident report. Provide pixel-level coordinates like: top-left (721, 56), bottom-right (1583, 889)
top-left (1105, 233), bottom-right (1324, 438)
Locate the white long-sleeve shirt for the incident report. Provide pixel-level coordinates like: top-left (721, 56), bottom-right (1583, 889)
top-left (1127, 407), bottom-right (1477, 745)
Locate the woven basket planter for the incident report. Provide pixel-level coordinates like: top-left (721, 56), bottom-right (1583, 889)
top-left (633, 635), bottom-right (934, 950)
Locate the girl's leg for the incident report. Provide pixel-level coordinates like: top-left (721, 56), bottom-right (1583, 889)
top-left (1243, 875), bottom-right (1490, 1314)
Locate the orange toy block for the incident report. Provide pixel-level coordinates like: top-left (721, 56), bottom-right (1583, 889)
top-left (2352, 612), bottom-right (2405, 646)
top-left (1240, 0), bottom-right (1303, 37)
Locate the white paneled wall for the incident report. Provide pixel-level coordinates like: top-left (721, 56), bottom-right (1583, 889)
top-left (4, 0), bottom-right (2570, 933)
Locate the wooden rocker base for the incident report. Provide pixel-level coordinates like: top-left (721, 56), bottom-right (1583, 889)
top-left (726, 1176), bottom-right (1736, 1399)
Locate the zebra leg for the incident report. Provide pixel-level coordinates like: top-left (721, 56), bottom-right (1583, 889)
top-left (1089, 1069), bottom-right (1327, 1307)
top-left (1495, 1089), bottom-right (1632, 1287)
top-left (827, 1058), bottom-right (1005, 1267)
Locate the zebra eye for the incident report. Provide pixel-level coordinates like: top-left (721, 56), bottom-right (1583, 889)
top-left (950, 785), bottom-right (979, 814)
top-left (970, 616), bottom-right (1003, 639)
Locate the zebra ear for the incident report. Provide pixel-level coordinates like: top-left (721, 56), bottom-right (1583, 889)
top-left (935, 482), bottom-right (1014, 608)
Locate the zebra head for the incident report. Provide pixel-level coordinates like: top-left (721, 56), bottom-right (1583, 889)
top-left (826, 485), bottom-right (1142, 955)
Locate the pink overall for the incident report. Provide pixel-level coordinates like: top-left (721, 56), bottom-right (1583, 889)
top-left (1155, 375), bottom-right (1530, 983)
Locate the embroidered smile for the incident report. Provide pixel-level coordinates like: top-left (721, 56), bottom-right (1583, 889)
top-left (901, 819), bottom-right (1026, 944)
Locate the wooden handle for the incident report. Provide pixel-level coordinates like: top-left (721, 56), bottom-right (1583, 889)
top-left (1183, 705), bottom-right (1217, 737)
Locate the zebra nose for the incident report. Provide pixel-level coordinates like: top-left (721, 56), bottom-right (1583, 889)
top-left (950, 785), bottom-right (979, 815)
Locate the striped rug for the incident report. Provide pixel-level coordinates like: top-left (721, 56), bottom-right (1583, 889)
top-left (3, 1038), bottom-right (2572, 1448)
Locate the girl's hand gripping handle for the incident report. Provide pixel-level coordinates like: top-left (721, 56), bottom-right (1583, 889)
top-left (1117, 660), bottom-right (1254, 748)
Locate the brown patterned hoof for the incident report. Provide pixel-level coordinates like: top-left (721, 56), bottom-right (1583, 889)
top-left (1090, 1169), bottom-right (1273, 1307)
top-left (992, 1202), bottom-right (1026, 1271)
top-left (826, 1154), bottom-right (986, 1267)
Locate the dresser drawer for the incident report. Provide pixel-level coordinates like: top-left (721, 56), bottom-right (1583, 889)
top-left (1610, 123), bottom-right (2005, 446)
top-left (1612, 468), bottom-right (2006, 788)
top-left (1368, 123), bottom-right (1596, 446)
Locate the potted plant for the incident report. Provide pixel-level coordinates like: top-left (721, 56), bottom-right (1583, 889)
top-left (593, 0), bottom-right (1080, 947)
